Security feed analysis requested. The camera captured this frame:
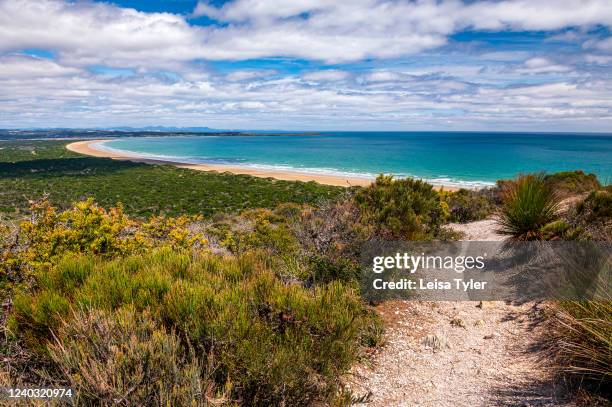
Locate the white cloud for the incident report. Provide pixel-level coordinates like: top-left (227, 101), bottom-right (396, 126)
top-left (518, 57), bottom-right (572, 74)
top-left (2, 55), bottom-right (611, 131)
top-left (0, 54), bottom-right (81, 77)
top-left (193, 0), bottom-right (331, 22)
top-left (0, 0), bottom-right (206, 68)
top-left (594, 37), bottom-right (612, 52)
top-left (225, 70), bottom-right (275, 81)
top-left (302, 70), bottom-right (349, 82)
top-left (461, 0), bottom-right (612, 31)
top-left (190, 0), bottom-right (612, 63)
top-left (362, 71), bottom-right (403, 82)
top-left (1, 0), bottom-right (612, 130)
top-left (2, 0), bottom-right (612, 67)
top-left (585, 54), bottom-right (612, 64)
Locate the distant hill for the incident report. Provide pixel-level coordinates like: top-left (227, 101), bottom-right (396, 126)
top-left (104, 126), bottom-right (219, 132)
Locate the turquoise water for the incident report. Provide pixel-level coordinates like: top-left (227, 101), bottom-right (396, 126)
top-left (100, 132), bottom-right (612, 188)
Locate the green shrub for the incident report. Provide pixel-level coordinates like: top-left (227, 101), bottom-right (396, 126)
top-left (307, 254), bottom-right (364, 286)
top-left (441, 188), bottom-right (495, 223)
top-left (220, 208), bottom-right (299, 257)
top-left (10, 248), bottom-right (379, 405)
top-left (568, 190), bottom-right (612, 241)
top-left (498, 174), bottom-right (560, 240)
top-left (539, 220), bottom-right (583, 241)
top-left (544, 170), bottom-right (601, 197)
top-left (295, 196), bottom-right (371, 284)
top-left (48, 307), bottom-right (221, 406)
top-left (354, 175), bottom-right (446, 240)
top-left (0, 198), bottom-right (207, 295)
top-left (2, 198), bottom-right (205, 271)
top-left (0, 140), bottom-right (343, 219)
top-left (576, 190), bottom-right (612, 222)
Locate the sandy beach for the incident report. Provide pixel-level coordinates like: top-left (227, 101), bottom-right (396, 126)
top-left (67, 139), bottom-right (377, 187)
top-left (67, 139), bottom-right (462, 190)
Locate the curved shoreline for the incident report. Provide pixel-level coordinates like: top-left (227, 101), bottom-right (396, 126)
top-left (66, 139), bottom-right (378, 187)
top-left (67, 139), bottom-right (464, 190)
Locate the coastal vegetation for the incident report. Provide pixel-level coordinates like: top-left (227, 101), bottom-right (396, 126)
top-left (497, 172), bottom-right (611, 241)
top-left (354, 175), bottom-right (447, 240)
top-left (495, 172), bottom-right (611, 400)
top-left (440, 188), bottom-right (496, 223)
top-left (544, 170), bottom-right (602, 197)
top-left (0, 140), bottom-right (342, 218)
top-left (2, 198), bottom-right (381, 405)
top-left (1, 164), bottom-right (460, 404)
top-left (498, 174), bottom-right (561, 240)
top-left (0, 139), bottom-right (610, 404)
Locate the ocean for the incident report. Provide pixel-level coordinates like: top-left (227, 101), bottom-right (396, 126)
top-left (100, 132), bottom-right (612, 188)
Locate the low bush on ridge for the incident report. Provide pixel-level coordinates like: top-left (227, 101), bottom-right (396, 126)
top-left (544, 170), bottom-right (601, 198)
top-left (570, 189), bottom-right (612, 241)
top-left (49, 307), bottom-right (215, 405)
top-left (1, 197), bottom-right (206, 292)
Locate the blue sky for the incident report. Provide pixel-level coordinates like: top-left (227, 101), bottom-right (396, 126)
top-left (1, 0), bottom-right (612, 131)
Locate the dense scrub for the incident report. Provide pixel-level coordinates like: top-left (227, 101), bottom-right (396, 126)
top-left (0, 140), bottom-right (342, 217)
top-left (10, 250), bottom-right (376, 405)
top-left (1, 199), bottom-right (381, 405)
top-left (1, 173), bottom-right (458, 404)
top-left (207, 177), bottom-right (459, 286)
top-left (1, 198), bottom-right (206, 293)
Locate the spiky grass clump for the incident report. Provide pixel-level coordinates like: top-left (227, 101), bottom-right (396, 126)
top-left (551, 299), bottom-right (612, 398)
top-left (498, 174), bottom-right (560, 239)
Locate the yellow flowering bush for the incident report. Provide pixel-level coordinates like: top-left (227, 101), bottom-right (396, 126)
top-left (1, 198), bottom-right (207, 284)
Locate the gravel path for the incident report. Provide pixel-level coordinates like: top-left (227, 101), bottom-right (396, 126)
top-left (347, 218), bottom-right (574, 406)
top-left (447, 218), bottom-right (505, 241)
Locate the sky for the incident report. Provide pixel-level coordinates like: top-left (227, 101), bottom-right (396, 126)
top-left (1, 0), bottom-right (612, 131)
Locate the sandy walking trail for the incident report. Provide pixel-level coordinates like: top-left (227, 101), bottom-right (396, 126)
top-left (348, 219), bottom-right (573, 406)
